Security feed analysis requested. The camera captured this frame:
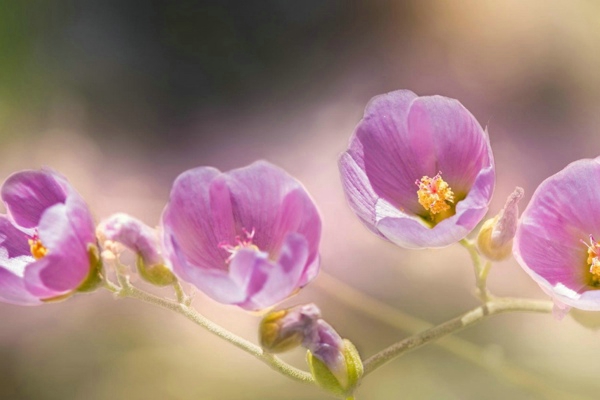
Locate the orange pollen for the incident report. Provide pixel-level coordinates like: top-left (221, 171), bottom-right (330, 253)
top-left (582, 235), bottom-right (600, 283)
top-left (415, 172), bottom-right (455, 215)
top-left (28, 237), bottom-right (48, 260)
top-left (218, 228), bottom-right (260, 264)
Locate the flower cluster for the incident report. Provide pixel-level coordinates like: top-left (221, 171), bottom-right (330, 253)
top-left (0, 161), bottom-right (321, 312)
top-left (0, 89), bottom-right (596, 321)
top-left (0, 87), bottom-right (598, 399)
top-left (0, 90), bottom-right (595, 319)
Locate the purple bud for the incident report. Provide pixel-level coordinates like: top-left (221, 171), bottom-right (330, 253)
top-left (304, 320), bottom-right (348, 388)
top-left (259, 303), bottom-right (321, 353)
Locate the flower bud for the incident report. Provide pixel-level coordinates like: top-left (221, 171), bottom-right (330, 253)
top-left (305, 321), bottom-right (363, 397)
top-left (259, 304), bottom-right (321, 353)
top-left (97, 213), bottom-right (176, 286)
top-left (477, 187), bottom-right (523, 261)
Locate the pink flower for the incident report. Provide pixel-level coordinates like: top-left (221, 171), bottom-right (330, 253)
top-left (0, 170), bottom-right (99, 305)
top-left (161, 161), bottom-right (321, 311)
top-left (339, 90), bottom-right (495, 248)
top-left (514, 158), bottom-right (600, 313)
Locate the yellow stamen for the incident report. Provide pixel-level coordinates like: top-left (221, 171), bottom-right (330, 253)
top-left (590, 258), bottom-right (600, 279)
top-left (416, 172), bottom-right (455, 215)
top-left (28, 238), bottom-right (48, 260)
top-left (583, 236), bottom-right (600, 285)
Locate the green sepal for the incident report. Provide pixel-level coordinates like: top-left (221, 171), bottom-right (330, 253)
top-left (77, 244), bottom-right (104, 293)
top-left (476, 216), bottom-right (512, 261)
top-left (307, 339), bottom-right (363, 398)
top-left (136, 254), bottom-right (176, 287)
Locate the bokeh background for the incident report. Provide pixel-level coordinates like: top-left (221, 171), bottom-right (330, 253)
top-left (1, 1), bottom-right (600, 399)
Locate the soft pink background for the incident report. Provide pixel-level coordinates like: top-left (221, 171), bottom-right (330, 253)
top-left (1, 1), bottom-right (599, 399)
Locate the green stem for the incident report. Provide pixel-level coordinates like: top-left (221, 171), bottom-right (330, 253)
top-left (362, 298), bottom-right (552, 375)
top-left (107, 284), bottom-right (314, 384)
top-left (316, 272), bottom-right (581, 399)
top-left (460, 238), bottom-right (490, 302)
top-left (172, 280), bottom-right (189, 305)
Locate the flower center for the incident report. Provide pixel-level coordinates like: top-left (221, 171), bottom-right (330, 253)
top-left (28, 234), bottom-right (47, 260)
top-left (415, 172), bottom-right (455, 215)
top-left (218, 228), bottom-right (259, 263)
top-left (582, 235), bottom-right (600, 285)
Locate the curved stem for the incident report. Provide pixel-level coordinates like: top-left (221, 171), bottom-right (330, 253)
top-left (362, 298), bottom-right (552, 376)
top-left (316, 272), bottom-right (581, 399)
top-left (172, 280), bottom-right (189, 305)
top-left (109, 284), bottom-right (314, 384)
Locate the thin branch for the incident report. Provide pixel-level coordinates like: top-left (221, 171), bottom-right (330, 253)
top-left (316, 272), bottom-right (584, 399)
top-left (362, 298), bottom-right (552, 375)
top-left (110, 284), bottom-right (314, 384)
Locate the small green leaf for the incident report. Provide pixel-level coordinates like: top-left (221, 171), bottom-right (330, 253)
top-left (136, 255), bottom-right (176, 286)
top-left (307, 339), bottom-right (363, 398)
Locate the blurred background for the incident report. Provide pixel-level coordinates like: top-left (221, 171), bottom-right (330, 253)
top-left (1, 0), bottom-right (600, 399)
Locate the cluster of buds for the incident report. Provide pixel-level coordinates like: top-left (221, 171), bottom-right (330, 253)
top-left (260, 304), bottom-right (363, 398)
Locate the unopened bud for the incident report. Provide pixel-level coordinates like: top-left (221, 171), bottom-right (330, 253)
top-left (477, 187), bottom-right (523, 261)
top-left (259, 304), bottom-right (321, 353)
top-left (97, 213), bottom-right (176, 286)
top-left (306, 321), bottom-right (363, 397)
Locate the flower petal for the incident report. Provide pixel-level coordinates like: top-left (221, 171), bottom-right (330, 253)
top-left (23, 255), bottom-right (68, 298)
top-left (406, 96), bottom-right (492, 194)
top-left (32, 202), bottom-right (90, 292)
top-left (514, 158), bottom-right (600, 309)
top-left (0, 215), bottom-right (31, 263)
top-left (352, 90), bottom-right (430, 215)
top-left (244, 233), bottom-right (309, 310)
top-left (165, 231), bottom-right (251, 304)
top-left (0, 268), bottom-right (41, 305)
top-left (273, 188), bottom-right (321, 286)
top-left (338, 149), bottom-right (384, 237)
top-left (1, 170), bottom-right (67, 229)
top-left (223, 161), bottom-right (302, 250)
top-left (161, 167), bottom-right (228, 271)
